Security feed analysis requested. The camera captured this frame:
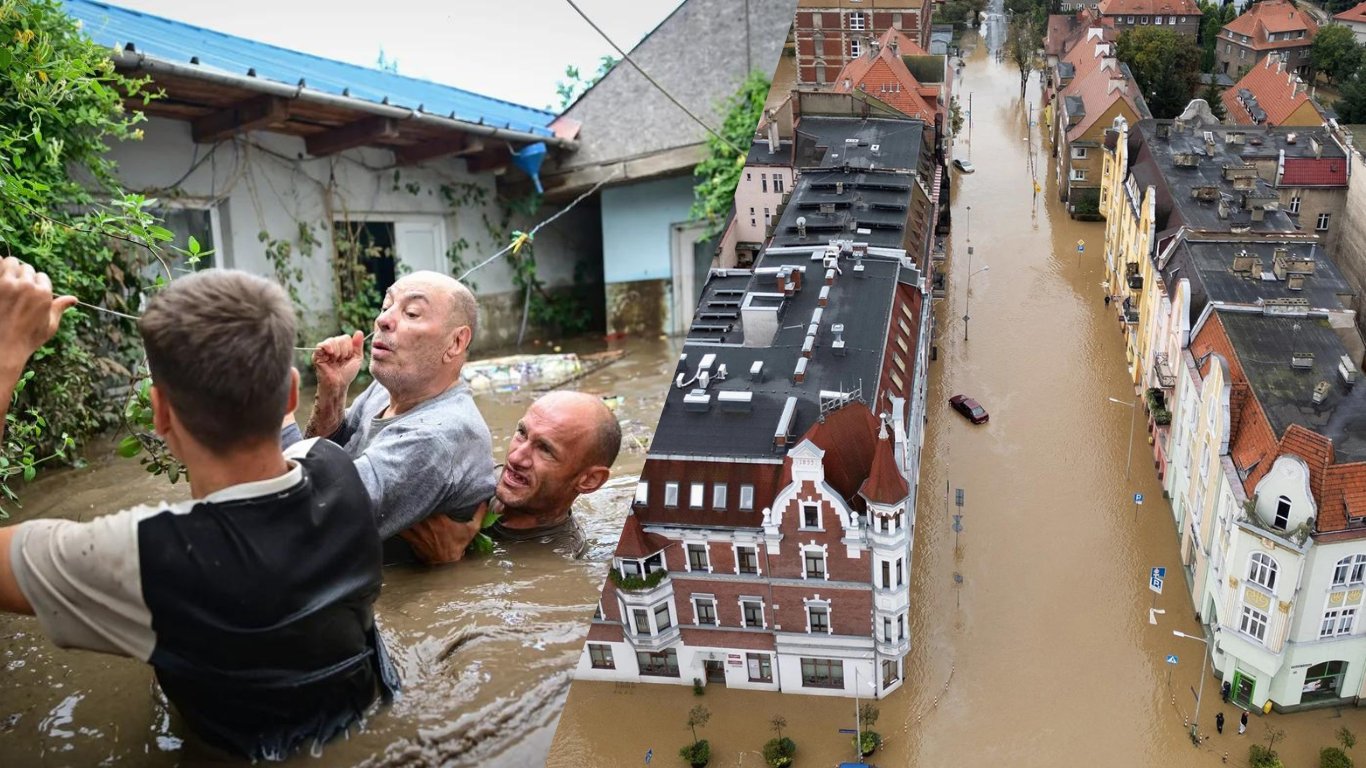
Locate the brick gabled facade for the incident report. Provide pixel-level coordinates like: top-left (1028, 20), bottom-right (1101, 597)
top-left (794, 0), bottom-right (935, 85)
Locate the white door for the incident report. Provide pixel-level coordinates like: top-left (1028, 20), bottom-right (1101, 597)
top-left (394, 220), bottom-right (447, 275)
top-left (670, 221), bottom-right (711, 335)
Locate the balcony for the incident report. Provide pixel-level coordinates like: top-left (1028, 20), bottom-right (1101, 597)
top-left (1154, 352), bottom-right (1177, 390)
top-left (1126, 262), bottom-right (1143, 291)
top-left (626, 624), bottom-right (682, 652)
top-left (1123, 306), bottom-right (1139, 324)
top-left (610, 569), bottom-right (673, 606)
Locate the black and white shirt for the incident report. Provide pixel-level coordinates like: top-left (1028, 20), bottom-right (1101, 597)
top-left (10, 438), bottom-right (396, 760)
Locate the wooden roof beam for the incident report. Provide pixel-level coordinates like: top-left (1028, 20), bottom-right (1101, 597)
top-left (191, 94), bottom-right (290, 144)
top-left (394, 137), bottom-right (485, 166)
top-left (305, 116), bottom-right (400, 157)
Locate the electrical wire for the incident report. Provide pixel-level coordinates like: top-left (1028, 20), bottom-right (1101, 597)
top-left (562, 0), bottom-right (746, 158)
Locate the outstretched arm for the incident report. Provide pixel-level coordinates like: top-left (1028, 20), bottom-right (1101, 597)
top-left (0, 257), bottom-right (76, 613)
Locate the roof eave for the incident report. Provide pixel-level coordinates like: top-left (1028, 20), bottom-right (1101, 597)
top-left (112, 49), bottom-right (579, 151)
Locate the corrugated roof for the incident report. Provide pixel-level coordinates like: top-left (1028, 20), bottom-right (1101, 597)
top-left (62, 0), bottom-right (555, 136)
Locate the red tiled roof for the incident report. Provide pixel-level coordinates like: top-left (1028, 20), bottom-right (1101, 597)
top-left (859, 433), bottom-right (909, 505)
top-left (1062, 56), bottom-right (1147, 141)
top-left (1221, 54), bottom-right (1323, 127)
top-left (1097, 0), bottom-right (1199, 16)
top-left (880, 25), bottom-right (930, 57)
top-left (781, 402), bottom-right (881, 503)
top-left (614, 513), bottom-right (670, 559)
top-left (1222, 0), bottom-right (1318, 51)
top-left (832, 28), bottom-right (939, 122)
top-left (1335, 1), bottom-right (1366, 24)
top-left (1280, 157), bottom-right (1347, 186)
top-left (1322, 462), bottom-right (1366, 534)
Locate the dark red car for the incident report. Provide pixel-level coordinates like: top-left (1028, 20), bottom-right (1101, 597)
top-left (949, 395), bottom-right (989, 424)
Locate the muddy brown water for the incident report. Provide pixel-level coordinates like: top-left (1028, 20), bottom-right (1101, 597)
top-left (0, 336), bottom-right (679, 767)
top-left (546, 33), bottom-right (1366, 768)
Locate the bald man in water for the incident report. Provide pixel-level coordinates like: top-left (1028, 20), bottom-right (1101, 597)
top-left (283, 271), bottom-right (496, 562)
top-left (399, 391), bottom-right (622, 562)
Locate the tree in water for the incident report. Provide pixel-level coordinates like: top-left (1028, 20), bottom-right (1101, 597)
top-left (1116, 27), bottom-right (1201, 119)
top-left (1005, 14), bottom-right (1041, 98)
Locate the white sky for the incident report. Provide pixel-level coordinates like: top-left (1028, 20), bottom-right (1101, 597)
top-left (102, 0), bottom-right (684, 111)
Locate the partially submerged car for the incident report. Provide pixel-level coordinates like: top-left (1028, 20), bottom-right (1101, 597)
top-left (949, 394), bottom-right (989, 424)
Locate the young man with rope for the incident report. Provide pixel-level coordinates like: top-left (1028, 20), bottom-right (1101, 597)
top-left (0, 259), bottom-right (396, 760)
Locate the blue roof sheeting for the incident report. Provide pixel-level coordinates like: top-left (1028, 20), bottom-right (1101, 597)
top-left (62, 0), bottom-right (556, 137)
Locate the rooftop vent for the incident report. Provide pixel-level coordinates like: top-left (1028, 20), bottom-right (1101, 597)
top-left (1232, 250), bottom-right (1255, 273)
top-left (1291, 352), bottom-right (1315, 370)
top-left (1341, 355), bottom-right (1356, 388)
top-left (836, 181), bottom-right (845, 195)
top-left (699, 353), bottom-right (717, 372)
top-left (1287, 132), bottom-right (1298, 144)
top-left (1174, 152), bottom-right (1200, 167)
top-left (774, 396), bottom-right (798, 450)
top-left (802, 335), bottom-right (815, 358)
top-left (750, 360), bottom-right (764, 382)
top-left (826, 268), bottom-right (836, 285)
top-left (1314, 380), bottom-right (1331, 405)
top-left (718, 390), bottom-right (754, 412)
top-left (832, 323), bottom-right (847, 357)
top-left (684, 389), bottom-right (712, 412)
top-left (797, 216), bottom-right (807, 238)
top-left (794, 357), bottom-right (808, 383)
top-left (819, 285), bottom-right (831, 307)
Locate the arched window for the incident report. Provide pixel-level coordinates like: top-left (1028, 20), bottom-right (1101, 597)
top-left (1247, 552), bottom-right (1278, 591)
top-left (1273, 496), bottom-right (1292, 530)
top-left (1332, 554), bottom-right (1366, 586)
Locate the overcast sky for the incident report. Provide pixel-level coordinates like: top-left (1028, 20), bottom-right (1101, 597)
top-left (102, 0), bottom-right (684, 112)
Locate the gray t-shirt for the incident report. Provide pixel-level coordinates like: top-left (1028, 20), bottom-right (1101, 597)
top-left (286, 380), bottom-right (495, 539)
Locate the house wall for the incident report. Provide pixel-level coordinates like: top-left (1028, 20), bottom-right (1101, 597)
top-left (601, 174), bottom-right (698, 336)
top-left (1105, 13), bottom-right (1200, 38)
top-left (735, 164), bottom-right (795, 242)
top-left (1327, 131), bottom-right (1366, 340)
top-left (107, 117), bottom-right (598, 349)
top-left (1283, 186), bottom-right (1347, 256)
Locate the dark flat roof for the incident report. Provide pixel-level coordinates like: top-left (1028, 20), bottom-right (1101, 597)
top-left (653, 252), bottom-right (905, 459)
top-left (770, 169), bottom-right (916, 250)
top-left (1221, 311), bottom-right (1366, 464)
top-left (1162, 237), bottom-right (1355, 319)
top-left (793, 116), bottom-right (926, 171)
top-left (747, 138), bottom-right (794, 166)
top-left (1135, 121), bottom-right (1298, 233)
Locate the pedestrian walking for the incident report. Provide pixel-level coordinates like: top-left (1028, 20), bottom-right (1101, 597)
top-left (1222, 681), bottom-right (1231, 703)
top-left (1216, 712), bottom-right (1225, 734)
top-left (1239, 711), bottom-right (1248, 735)
top-left (1104, 294), bottom-right (1111, 307)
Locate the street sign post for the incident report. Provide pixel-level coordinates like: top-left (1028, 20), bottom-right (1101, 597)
top-left (1166, 654), bottom-right (1179, 664)
top-left (1150, 566), bottom-right (1166, 608)
top-left (953, 513), bottom-right (963, 548)
top-left (1165, 654), bottom-right (1179, 686)
top-left (1150, 574), bottom-right (1164, 593)
top-left (838, 728), bottom-right (858, 735)
top-left (956, 489), bottom-right (964, 508)
top-left (1134, 492), bottom-right (1144, 520)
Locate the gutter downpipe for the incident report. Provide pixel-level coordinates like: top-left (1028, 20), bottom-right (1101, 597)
top-left (111, 50), bottom-right (580, 152)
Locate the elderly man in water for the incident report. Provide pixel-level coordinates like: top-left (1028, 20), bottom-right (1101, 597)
top-left (282, 270), bottom-right (495, 562)
top-left (399, 390), bottom-right (622, 562)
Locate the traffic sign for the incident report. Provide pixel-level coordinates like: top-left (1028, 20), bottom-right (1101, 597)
top-left (838, 728), bottom-right (859, 734)
top-left (1166, 655), bottom-right (1179, 665)
top-left (1152, 567), bottom-right (1167, 579)
top-left (952, 514), bottom-right (963, 532)
top-left (955, 489), bottom-right (965, 507)
top-left (1134, 493), bottom-right (1144, 505)
top-left (1077, 243), bottom-right (1084, 252)
top-left (1150, 575), bottom-right (1164, 594)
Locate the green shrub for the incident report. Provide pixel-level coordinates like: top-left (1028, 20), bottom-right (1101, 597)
top-left (1322, 746), bottom-right (1354, 768)
top-left (679, 739), bottom-right (710, 767)
top-left (763, 736), bottom-right (797, 767)
top-left (853, 730), bottom-right (882, 756)
top-left (608, 568), bottom-right (669, 592)
top-left (693, 678), bottom-right (704, 696)
top-left (1250, 744), bottom-right (1284, 768)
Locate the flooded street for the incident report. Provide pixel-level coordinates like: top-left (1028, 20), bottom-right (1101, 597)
top-left (0, 336), bottom-right (677, 767)
top-left (547, 30), bottom-right (1365, 768)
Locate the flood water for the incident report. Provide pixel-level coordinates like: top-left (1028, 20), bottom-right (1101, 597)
top-left (0, 336), bottom-right (678, 767)
top-left (545, 28), bottom-right (1366, 768)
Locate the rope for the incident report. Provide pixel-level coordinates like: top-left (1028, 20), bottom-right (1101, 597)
top-left (456, 167), bottom-right (621, 282)
top-left (561, 0), bottom-right (746, 158)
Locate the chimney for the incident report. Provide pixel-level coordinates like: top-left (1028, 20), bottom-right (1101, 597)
top-left (1314, 380), bottom-right (1331, 405)
top-left (766, 108), bottom-right (779, 153)
top-left (1291, 352), bottom-right (1315, 370)
top-left (819, 285), bottom-right (830, 306)
top-left (1312, 135), bottom-right (1323, 159)
top-left (891, 36), bottom-right (899, 55)
top-left (791, 267), bottom-right (802, 292)
top-left (793, 357), bottom-right (808, 383)
top-left (797, 216), bottom-right (807, 238)
top-left (832, 323), bottom-right (847, 357)
top-left (1287, 132), bottom-right (1298, 144)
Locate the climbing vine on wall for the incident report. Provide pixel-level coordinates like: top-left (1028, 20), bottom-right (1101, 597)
top-left (690, 70), bottom-right (772, 239)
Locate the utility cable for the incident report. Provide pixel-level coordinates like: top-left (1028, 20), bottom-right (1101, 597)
top-left (561, 0), bottom-right (746, 158)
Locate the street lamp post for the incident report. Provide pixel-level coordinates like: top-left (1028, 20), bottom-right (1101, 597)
top-left (1174, 630), bottom-right (1212, 744)
top-left (964, 264), bottom-right (989, 341)
top-left (1107, 396), bottom-right (1136, 481)
top-left (966, 205), bottom-right (971, 242)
